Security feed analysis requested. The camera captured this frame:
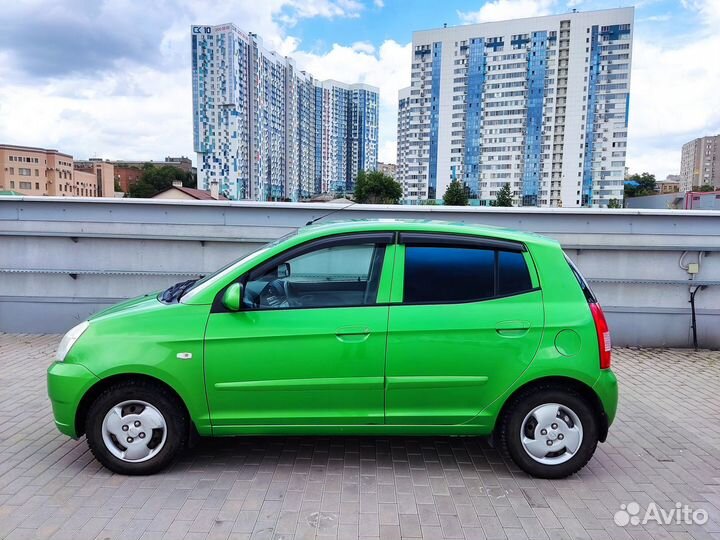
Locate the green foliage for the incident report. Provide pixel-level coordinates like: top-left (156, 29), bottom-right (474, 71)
top-left (128, 181), bottom-right (156, 198)
top-left (607, 198), bottom-right (622, 208)
top-left (442, 180), bottom-right (469, 206)
top-left (694, 184), bottom-right (715, 192)
top-left (494, 183), bottom-right (513, 207)
top-left (353, 170), bottom-right (402, 204)
top-left (127, 165), bottom-right (196, 198)
top-left (624, 172), bottom-right (656, 198)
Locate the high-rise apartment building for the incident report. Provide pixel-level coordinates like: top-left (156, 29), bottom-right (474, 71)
top-left (192, 24), bottom-right (378, 200)
top-left (397, 8), bottom-right (634, 207)
top-left (679, 135), bottom-right (720, 192)
top-left (397, 87), bottom-right (412, 191)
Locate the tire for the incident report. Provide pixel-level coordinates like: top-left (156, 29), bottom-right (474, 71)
top-left (85, 380), bottom-right (188, 475)
top-left (499, 385), bottom-right (598, 479)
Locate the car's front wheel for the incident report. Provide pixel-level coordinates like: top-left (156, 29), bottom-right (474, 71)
top-left (85, 380), bottom-right (188, 475)
top-left (499, 386), bottom-right (599, 479)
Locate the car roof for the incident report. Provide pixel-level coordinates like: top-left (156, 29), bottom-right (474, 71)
top-left (296, 219), bottom-right (557, 248)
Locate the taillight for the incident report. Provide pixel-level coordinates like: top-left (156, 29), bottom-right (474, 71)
top-left (589, 302), bottom-right (612, 369)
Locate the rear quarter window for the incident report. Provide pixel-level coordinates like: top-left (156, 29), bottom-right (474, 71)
top-left (498, 251), bottom-right (533, 296)
top-left (564, 254), bottom-right (597, 303)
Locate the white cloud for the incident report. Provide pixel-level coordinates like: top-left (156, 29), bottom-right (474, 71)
top-left (350, 41), bottom-right (376, 54)
top-left (637, 14), bottom-right (671, 22)
top-left (0, 0), bottom-right (380, 164)
top-left (626, 0), bottom-right (720, 177)
top-left (458, 0), bottom-right (556, 24)
top-left (275, 0), bottom-right (365, 26)
top-left (0, 64), bottom-right (193, 162)
top-left (681, 0), bottom-right (720, 22)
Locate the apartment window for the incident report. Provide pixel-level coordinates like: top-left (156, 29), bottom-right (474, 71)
top-left (19, 168), bottom-right (31, 176)
top-left (9, 167), bottom-right (14, 175)
top-left (19, 182), bottom-right (32, 190)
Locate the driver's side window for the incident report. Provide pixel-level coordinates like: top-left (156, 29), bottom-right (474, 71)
top-left (243, 239), bottom-right (386, 310)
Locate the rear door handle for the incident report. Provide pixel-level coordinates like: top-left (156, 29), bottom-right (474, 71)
top-left (335, 326), bottom-right (371, 343)
top-left (495, 320), bottom-right (531, 337)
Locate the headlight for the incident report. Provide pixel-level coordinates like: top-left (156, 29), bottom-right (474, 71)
top-left (55, 321), bottom-right (90, 362)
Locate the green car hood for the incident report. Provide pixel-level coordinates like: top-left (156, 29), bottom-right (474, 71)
top-left (89, 292), bottom-right (162, 321)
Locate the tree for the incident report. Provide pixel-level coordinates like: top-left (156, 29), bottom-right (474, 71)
top-left (128, 165), bottom-right (197, 198)
top-left (443, 180), bottom-right (469, 206)
top-left (694, 184), bottom-right (715, 192)
top-left (607, 198), bottom-right (622, 208)
top-left (494, 183), bottom-right (513, 207)
top-left (128, 181), bottom-right (157, 198)
top-left (353, 170), bottom-right (402, 204)
top-left (624, 172), bottom-right (656, 198)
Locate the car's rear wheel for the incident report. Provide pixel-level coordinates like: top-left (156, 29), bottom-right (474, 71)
top-left (85, 380), bottom-right (187, 475)
top-left (499, 386), bottom-right (599, 479)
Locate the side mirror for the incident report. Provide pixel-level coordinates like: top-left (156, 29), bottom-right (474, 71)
top-left (222, 282), bottom-right (243, 311)
top-left (277, 262), bottom-right (291, 279)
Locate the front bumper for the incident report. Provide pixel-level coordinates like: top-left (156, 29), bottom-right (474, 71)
top-left (47, 361), bottom-right (99, 438)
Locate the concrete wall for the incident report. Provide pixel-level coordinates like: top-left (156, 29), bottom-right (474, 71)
top-left (627, 191), bottom-right (720, 210)
top-left (1, 197), bottom-right (719, 348)
top-left (625, 193), bottom-right (681, 209)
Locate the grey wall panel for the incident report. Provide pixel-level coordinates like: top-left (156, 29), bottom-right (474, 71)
top-left (1, 197), bottom-right (719, 348)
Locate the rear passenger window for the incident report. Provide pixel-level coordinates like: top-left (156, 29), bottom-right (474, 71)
top-left (498, 251), bottom-right (532, 295)
top-left (403, 245), bottom-right (535, 304)
top-left (404, 247), bottom-right (495, 303)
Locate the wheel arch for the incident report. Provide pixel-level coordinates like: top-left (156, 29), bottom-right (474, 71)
top-left (493, 376), bottom-right (609, 442)
top-left (74, 373), bottom-right (196, 439)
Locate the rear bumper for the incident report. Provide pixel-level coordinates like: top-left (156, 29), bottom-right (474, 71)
top-left (47, 361), bottom-right (99, 438)
top-left (593, 368), bottom-right (618, 441)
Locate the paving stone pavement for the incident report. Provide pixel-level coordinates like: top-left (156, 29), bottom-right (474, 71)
top-left (0, 333), bottom-right (719, 540)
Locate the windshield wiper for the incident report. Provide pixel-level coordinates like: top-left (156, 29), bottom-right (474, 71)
top-left (160, 278), bottom-right (200, 303)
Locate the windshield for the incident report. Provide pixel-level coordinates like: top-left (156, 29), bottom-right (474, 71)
top-left (180, 229), bottom-right (300, 302)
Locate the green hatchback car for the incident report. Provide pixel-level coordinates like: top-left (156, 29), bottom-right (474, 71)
top-left (47, 220), bottom-right (617, 478)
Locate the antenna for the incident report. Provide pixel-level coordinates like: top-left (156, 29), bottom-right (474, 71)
top-left (305, 200), bottom-right (357, 226)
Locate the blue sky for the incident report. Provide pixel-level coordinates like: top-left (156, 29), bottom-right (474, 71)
top-left (0, 0), bottom-right (718, 181)
top-left (293, 0), bottom-right (699, 53)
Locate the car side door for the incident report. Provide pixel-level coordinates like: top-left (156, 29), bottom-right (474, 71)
top-left (204, 233), bottom-right (395, 431)
top-left (385, 233), bottom-right (544, 425)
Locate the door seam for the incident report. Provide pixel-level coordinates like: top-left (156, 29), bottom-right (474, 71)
top-left (383, 246), bottom-right (399, 425)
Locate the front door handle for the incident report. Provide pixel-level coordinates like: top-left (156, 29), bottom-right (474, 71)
top-left (495, 320), bottom-right (531, 337)
top-left (335, 326), bottom-right (370, 343)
